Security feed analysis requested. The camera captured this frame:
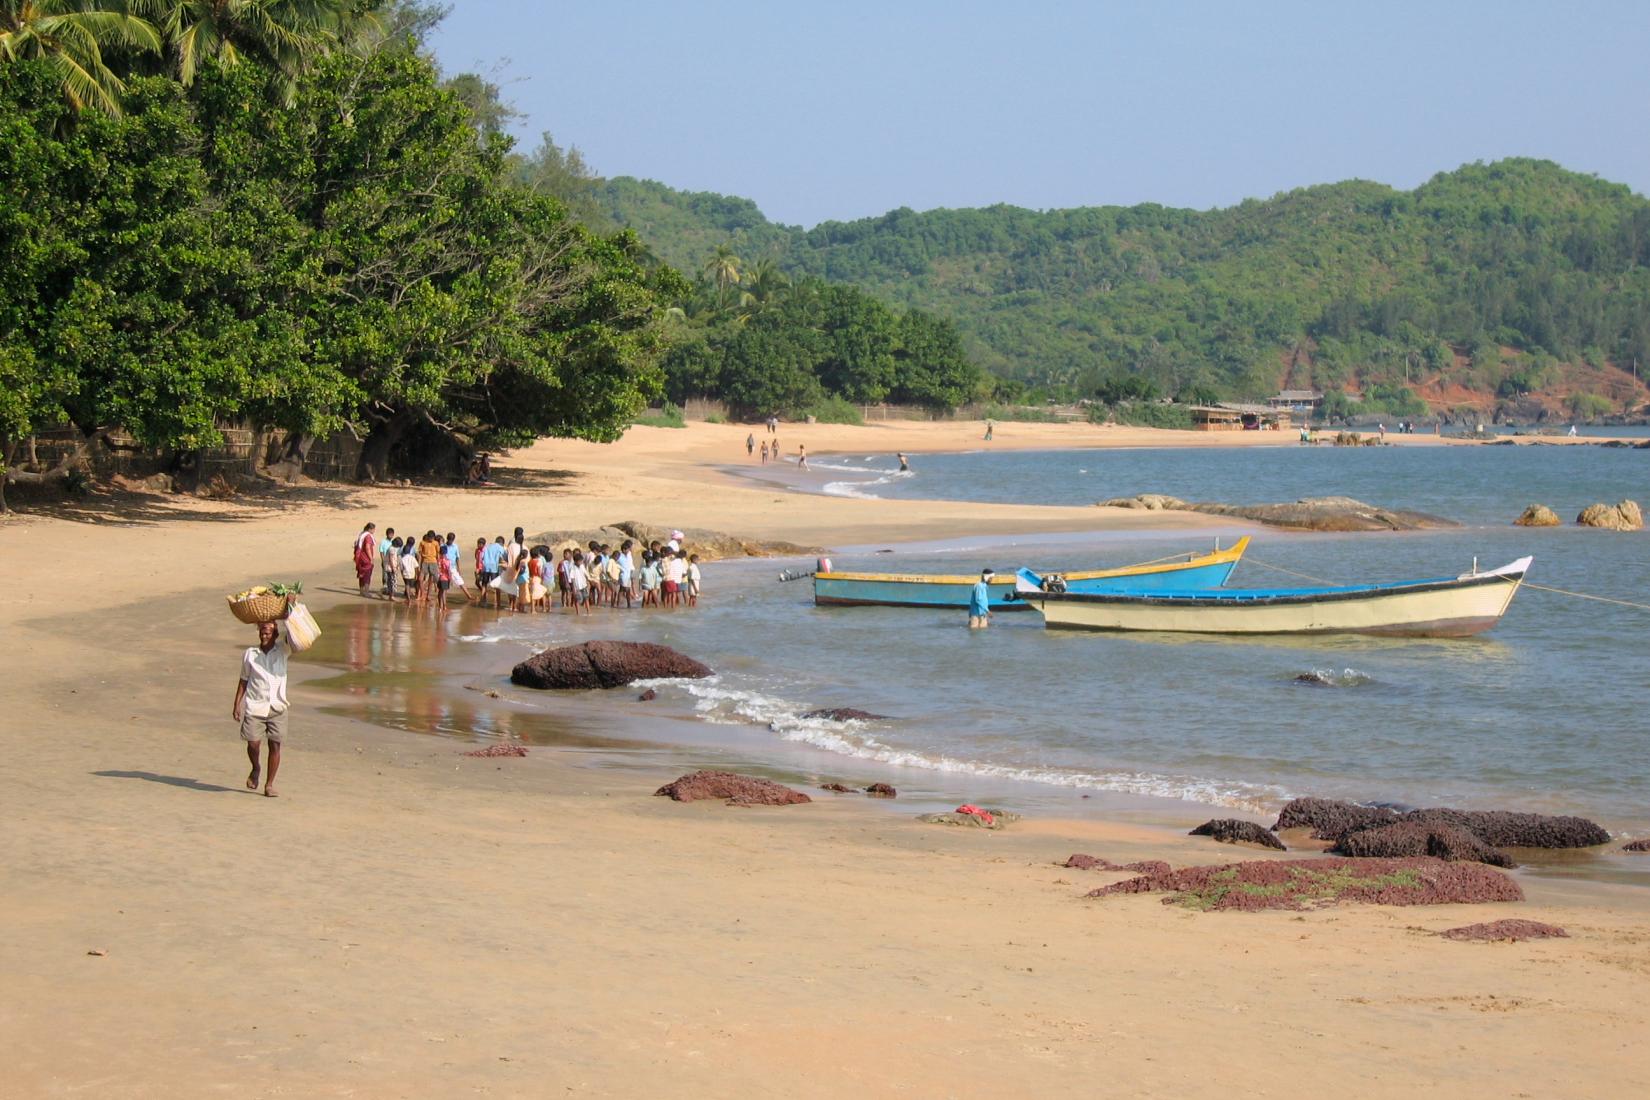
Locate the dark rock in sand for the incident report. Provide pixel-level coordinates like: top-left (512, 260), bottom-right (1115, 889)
top-left (864, 783), bottom-right (897, 798)
top-left (460, 743), bottom-right (528, 758)
top-left (1272, 798), bottom-right (1399, 840)
top-left (820, 783), bottom-right (855, 793)
top-left (1623, 838), bottom-right (1650, 853)
top-left (637, 688), bottom-right (657, 701)
top-left (1087, 856), bottom-right (1523, 910)
top-left (511, 641), bottom-right (712, 690)
top-left (801, 708), bottom-right (890, 722)
top-left (1398, 808), bottom-right (1610, 849)
top-left (918, 809), bottom-right (1021, 830)
top-left (1276, 798), bottom-right (1611, 849)
top-left (1332, 821), bottom-right (1515, 868)
top-left (1190, 819), bottom-right (1287, 850)
top-left (655, 770), bottom-right (811, 805)
top-left (1441, 919), bottom-right (1569, 942)
top-left (1063, 854), bottom-right (1172, 875)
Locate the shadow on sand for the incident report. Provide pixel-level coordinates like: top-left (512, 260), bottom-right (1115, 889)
top-left (93, 770), bottom-right (237, 793)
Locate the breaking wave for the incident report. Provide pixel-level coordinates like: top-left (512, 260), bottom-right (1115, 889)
top-left (646, 676), bottom-right (1291, 813)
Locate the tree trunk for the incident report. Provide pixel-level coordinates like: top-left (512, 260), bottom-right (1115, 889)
top-left (355, 409), bottom-right (416, 481)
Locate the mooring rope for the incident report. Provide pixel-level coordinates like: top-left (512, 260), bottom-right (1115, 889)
top-left (1240, 556), bottom-right (1342, 586)
top-left (1522, 581), bottom-right (1650, 614)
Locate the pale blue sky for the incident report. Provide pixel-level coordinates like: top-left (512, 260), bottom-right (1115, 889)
top-left (431, 0), bottom-right (1650, 227)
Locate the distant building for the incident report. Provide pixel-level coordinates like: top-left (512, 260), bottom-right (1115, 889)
top-left (1192, 404), bottom-right (1292, 432)
top-left (1269, 389), bottom-right (1323, 410)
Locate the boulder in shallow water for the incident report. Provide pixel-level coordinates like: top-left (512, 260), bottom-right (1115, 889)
top-left (1189, 819), bottom-right (1287, 850)
top-left (865, 783), bottom-right (897, 798)
top-left (1514, 504), bottom-right (1561, 527)
top-left (511, 641), bottom-right (711, 690)
top-left (1397, 808), bottom-right (1610, 849)
top-left (1623, 838), bottom-right (1650, 853)
top-left (820, 783), bottom-right (855, 793)
top-left (1272, 798), bottom-right (1400, 841)
top-left (1087, 857), bottom-right (1523, 910)
top-left (1441, 919), bottom-right (1568, 942)
top-left (1577, 500), bottom-right (1644, 531)
top-left (1332, 821), bottom-right (1515, 868)
top-left (637, 688), bottom-right (657, 701)
top-left (654, 770), bottom-right (810, 805)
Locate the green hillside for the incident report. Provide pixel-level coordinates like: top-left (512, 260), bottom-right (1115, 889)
top-left (600, 161), bottom-right (1650, 409)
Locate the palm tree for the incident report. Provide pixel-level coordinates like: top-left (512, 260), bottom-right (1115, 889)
top-left (0, 1), bottom-right (162, 116)
top-left (155, 0), bottom-right (352, 99)
top-left (742, 256), bottom-right (790, 313)
top-left (701, 244), bottom-right (742, 311)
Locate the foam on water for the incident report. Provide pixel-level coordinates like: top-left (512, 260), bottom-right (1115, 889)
top-left (650, 676), bottom-right (1291, 813)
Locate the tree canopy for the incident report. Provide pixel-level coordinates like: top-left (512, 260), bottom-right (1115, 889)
top-left (598, 160), bottom-right (1650, 406)
top-left (0, 1), bottom-right (684, 503)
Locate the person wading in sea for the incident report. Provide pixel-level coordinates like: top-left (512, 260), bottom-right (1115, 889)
top-left (969, 569), bottom-right (995, 630)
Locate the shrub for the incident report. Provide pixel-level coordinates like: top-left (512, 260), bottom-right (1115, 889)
top-left (632, 402), bottom-right (686, 429)
top-left (795, 395), bottom-right (864, 425)
top-left (1099, 402), bottom-right (1193, 429)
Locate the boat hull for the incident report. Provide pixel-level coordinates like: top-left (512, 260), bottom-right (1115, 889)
top-left (1022, 559), bottom-right (1528, 638)
top-left (813, 539), bottom-right (1248, 610)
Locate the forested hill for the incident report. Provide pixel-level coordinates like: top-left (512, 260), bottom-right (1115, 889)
top-left (599, 161), bottom-right (1650, 409)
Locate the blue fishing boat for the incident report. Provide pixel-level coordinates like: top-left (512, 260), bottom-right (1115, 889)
top-left (813, 538), bottom-right (1248, 609)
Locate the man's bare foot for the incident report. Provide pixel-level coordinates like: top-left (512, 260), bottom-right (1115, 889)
top-left (247, 769), bottom-right (260, 790)
top-left (263, 786), bottom-right (279, 798)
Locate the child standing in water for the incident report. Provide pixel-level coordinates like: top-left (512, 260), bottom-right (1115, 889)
top-left (687, 554), bottom-right (702, 607)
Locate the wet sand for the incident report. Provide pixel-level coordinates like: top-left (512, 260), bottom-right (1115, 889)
top-left (3, 419), bottom-right (1649, 1098)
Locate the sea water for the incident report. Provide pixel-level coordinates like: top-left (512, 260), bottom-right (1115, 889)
top-left (314, 442), bottom-right (1650, 846)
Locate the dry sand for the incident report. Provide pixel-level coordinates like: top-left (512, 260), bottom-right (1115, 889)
top-left (3, 420), bottom-right (1647, 1098)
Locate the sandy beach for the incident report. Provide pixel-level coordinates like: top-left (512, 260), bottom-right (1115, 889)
top-left (3, 420), bottom-right (1648, 1098)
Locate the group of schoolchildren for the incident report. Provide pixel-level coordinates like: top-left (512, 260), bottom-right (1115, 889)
top-left (370, 525), bottom-right (702, 615)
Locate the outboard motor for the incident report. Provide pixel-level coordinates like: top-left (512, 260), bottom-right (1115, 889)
top-left (816, 557), bottom-right (833, 575)
top-left (1041, 573), bottom-right (1068, 594)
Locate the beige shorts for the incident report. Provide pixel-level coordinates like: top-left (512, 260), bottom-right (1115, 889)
top-left (240, 710), bottom-right (287, 743)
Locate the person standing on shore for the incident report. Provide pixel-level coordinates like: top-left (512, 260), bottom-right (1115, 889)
top-left (968, 569), bottom-right (994, 630)
top-left (232, 620), bottom-right (289, 797)
top-left (353, 523), bottom-right (377, 597)
top-left (797, 444), bottom-right (808, 470)
top-left (984, 420), bottom-right (994, 441)
top-left (379, 526), bottom-right (397, 599)
top-left (746, 433), bottom-right (755, 457)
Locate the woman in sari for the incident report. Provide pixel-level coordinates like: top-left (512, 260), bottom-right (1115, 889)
top-left (353, 523), bottom-right (377, 597)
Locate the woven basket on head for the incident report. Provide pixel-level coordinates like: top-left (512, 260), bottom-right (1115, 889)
top-left (227, 592), bottom-right (292, 624)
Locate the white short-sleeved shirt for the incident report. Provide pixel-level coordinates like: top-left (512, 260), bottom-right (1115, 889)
top-left (241, 642), bottom-right (290, 717)
top-left (665, 558), bottom-right (686, 584)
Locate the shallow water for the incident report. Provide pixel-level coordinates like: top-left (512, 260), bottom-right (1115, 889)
top-left (309, 441), bottom-right (1650, 866)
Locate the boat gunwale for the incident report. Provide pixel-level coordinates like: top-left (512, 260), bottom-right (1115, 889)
top-left (818, 538), bottom-right (1249, 588)
top-left (1025, 565), bottom-right (1527, 610)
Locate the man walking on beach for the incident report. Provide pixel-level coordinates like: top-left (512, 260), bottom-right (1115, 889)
top-left (969, 569), bottom-right (994, 630)
top-left (232, 621), bottom-right (289, 797)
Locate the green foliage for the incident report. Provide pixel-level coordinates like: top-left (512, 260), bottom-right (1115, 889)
top-left (1098, 402), bottom-right (1193, 429)
top-left (1566, 391), bottom-right (1613, 419)
top-left (978, 404), bottom-right (1064, 423)
top-left (797, 395), bottom-right (863, 425)
top-left (632, 401), bottom-right (685, 428)
top-left (658, 263), bottom-right (983, 416)
top-left (0, 22), bottom-right (681, 488)
top-left (603, 159), bottom-right (1650, 403)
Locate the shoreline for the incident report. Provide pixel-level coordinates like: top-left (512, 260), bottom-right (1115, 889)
top-left (5, 419), bottom-right (1649, 1096)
